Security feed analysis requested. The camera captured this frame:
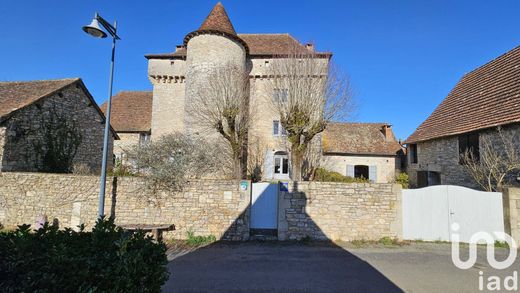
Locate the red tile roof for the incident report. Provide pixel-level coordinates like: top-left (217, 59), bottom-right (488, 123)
top-left (0, 78), bottom-right (119, 138)
top-left (323, 122), bottom-right (401, 156)
top-left (146, 34), bottom-right (331, 59)
top-left (100, 91), bottom-right (152, 132)
top-left (406, 46), bottom-right (520, 143)
top-left (198, 2), bottom-right (237, 36)
top-left (0, 78), bottom-right (79, 119)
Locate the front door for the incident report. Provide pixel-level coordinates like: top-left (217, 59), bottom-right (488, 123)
top-left (273, 153), bottom-right (289, 180)
top-left (250, 183), bottom-right (278, 235)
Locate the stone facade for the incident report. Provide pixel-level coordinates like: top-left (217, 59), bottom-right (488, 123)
top-left (0, 84), bottom-right (114, 173)
top-left (278, 182), bottom-right (402, 241)
top-left (113, 132), bottom-right (140, 159)
top-left (322, 155), bottom-right (398, 183)
top-left (407, 124), bottom-right (520, 189)
top-left (0, 173), bottom-right (250, 241)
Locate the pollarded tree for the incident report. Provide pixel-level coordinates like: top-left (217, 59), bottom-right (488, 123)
top-left (267, 49), bottom-right (354, 181)
top-left (188, 65), bottom-right (250, 179)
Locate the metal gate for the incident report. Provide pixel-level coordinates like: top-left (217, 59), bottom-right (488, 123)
top-left (250, 183), bottom-right (278, 232)
top-left (402, 185), bottom-right (504, 243)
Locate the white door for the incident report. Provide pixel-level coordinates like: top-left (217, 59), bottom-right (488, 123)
top-left (273, 153), bottom-right (289, 180)
top-left (251, 183), bottom-right (278, 229)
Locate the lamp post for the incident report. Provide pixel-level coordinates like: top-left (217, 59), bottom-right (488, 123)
top-left (83, 13), bottom-right (121, 218)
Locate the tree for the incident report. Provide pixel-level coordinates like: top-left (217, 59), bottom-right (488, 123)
top-left (267, 50), bottom-right (354, 181)
top-left (461, 127), bottom-right (520, 191)
top-left (126, 133), bottom-right (222, 193)
top-left (188, 65), bottom-right (250, 179)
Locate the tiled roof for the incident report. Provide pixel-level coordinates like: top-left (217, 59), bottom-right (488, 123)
top-left (323, 122), bottom-right (401, 156)
top-left (0, 78), bottom-right (79, 119)
top-left (406, 45), bottom-right (520, 143)
top-left (146, 34), bottom-right (331, 59)
top-left (100, 91), bottom-right (152, 132)
top-left (198, 2), bottom-right (236, 36)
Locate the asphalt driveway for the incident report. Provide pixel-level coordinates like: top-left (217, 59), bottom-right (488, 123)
top-left (163, 242), bottom-right (519, 293)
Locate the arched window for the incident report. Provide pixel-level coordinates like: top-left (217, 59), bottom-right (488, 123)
top-left (273, 151), bottom-right (289, 177)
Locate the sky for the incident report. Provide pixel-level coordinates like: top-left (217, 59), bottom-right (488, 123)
top-left (1, 0), bottom-right (520, 140)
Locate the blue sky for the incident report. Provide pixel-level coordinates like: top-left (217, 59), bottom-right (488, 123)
top-left (1, 0), bottom-right (519, 140)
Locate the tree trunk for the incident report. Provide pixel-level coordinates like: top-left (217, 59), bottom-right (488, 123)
top-left (290, 144), bottom-right (303, 181)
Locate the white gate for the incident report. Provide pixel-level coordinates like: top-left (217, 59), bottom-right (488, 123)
top-left (251, 183), bottom-right (278, 229)
top-left (402, 185), bottom-right (504, 243)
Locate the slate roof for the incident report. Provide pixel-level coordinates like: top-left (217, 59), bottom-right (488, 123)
top-left (0, 78), bottom-right (118, 138)
top-left (406, 45), bottom-right (520, 143)
top-left (100, 91), bottom-right (152, 132)
top-left (323, 122), bottom-right (402, 156)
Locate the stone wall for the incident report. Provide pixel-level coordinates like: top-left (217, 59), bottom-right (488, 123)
top-left (0, 83), bottom-right (114, 173)
top-left (503, 187), bottom-right (520, 246)
top-left (278, 182), bottom-right (402, 241)
top-left (0, 173), bottom-right (250, 241)
top-left (407, 124), bottom-right (520, 189)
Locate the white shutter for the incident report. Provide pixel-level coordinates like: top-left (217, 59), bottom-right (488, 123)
top-left (346, 165), bottom-right (354, 177)
top-left (264, 150), bottom-right (274, 180)
top-left (369, 165), bottom-right (377, 182)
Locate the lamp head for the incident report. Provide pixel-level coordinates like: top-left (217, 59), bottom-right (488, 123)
top-left (82, 18), bottom-right (107, 38)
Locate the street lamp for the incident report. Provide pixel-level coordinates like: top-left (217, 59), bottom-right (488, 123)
top-left (83, 13), bottom-right (121, 218)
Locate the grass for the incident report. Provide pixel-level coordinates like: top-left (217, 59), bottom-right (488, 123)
top-left (343, 237), bottom-right (405, 248)
top-left (186, 231), bottom-right (217, 246)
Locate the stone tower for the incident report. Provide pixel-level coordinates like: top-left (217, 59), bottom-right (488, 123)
top-left (183, 2), bottom-right (248, 134)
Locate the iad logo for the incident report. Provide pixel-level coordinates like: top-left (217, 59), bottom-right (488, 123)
top-left (451, 223), bottom-right (518, 291)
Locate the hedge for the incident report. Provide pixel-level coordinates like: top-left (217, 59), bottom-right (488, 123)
top-left (0, 217), bottom-right (169, 292)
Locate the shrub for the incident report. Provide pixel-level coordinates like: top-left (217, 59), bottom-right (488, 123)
top-left (313, 168), bottom-right (369, 183)
top-left (186, 231), bottom-right (217, 246)
top-left (0, 217), bottom-right (169, 292)
top-left (394, 172), bottom-right (409, 189)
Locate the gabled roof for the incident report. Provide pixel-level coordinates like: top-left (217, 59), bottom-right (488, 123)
top-left (323, 122), bottom-right (402, 156)
top-left (0, 78), bottom-right (79, 119)
top-left (0, 78), bottom-right (119, 138)
top-left (100, 91), bottom-right (152, 132)
top-left (146, 34), bottom-right (331, 59)
top-left (406, 45), bottom-right (520, 143)
top-left (198, 2), bottom-right (236, 36)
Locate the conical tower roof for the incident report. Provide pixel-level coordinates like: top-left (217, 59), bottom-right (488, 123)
top-left (184, 2), bottom-right (248, 53)
top-left (198, 2), bottom-right (237, 36)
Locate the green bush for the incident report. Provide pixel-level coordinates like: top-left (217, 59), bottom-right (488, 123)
top-left (313, 168), bottom-right (369, 183)
top-left (0, 217), bottom-right (169, 292)
top-left (394, 172), bottom-right (409, 189)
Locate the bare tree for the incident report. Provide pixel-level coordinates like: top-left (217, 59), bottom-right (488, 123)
top-left (461, 127), bottom-right (520, 191)
top-left (188, 65), bottom-right (250, 179)
top-left (247, 136), bottom-right (268, 182)
top-left (126, 133), bottom-right (222, 193)
top-left (266, 50), bottom-right (354, 181)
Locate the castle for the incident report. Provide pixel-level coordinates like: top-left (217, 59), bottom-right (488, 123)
top-left (106, 2), bottom-right (401, 182)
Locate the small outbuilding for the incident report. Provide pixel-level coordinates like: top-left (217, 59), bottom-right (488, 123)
top-left (0, 78), bottom-right (118, 173)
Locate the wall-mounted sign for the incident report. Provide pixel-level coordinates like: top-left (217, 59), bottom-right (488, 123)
top-left (279, 182), bottom-right (289, 192)
top-left (240, 181), bottom-right (248, 191)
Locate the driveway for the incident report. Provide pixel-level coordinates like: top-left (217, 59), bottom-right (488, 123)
top-left (163, 242), bottom-right (519, 292)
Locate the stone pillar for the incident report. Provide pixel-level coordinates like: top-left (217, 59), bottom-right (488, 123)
top-left (503, 187), bottom-right (520, 246)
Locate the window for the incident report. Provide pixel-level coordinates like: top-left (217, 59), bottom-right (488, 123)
top-left (264, 60), bottom-right (270, 67)
top-left (139, 133), bottom-right (151, 145)
top-left (274, 152), bottom-right (289, 176)
top-left (417, 171), bottom-right (441, 188)
top-left (459, 132), bottom-right (479, 163)
top-left (273, 89), bottom-right (288, 103)
top-left (273, 120), bottom-right (286, 136)
top-left (354, 165), bottom-right (369, 179)
top-left (409, 144), bottom-right (418, 164)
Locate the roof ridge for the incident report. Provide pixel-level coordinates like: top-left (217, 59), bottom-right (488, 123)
top-left (0, 77), bottom-right (79, 84)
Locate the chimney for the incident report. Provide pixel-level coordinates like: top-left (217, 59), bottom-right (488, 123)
top-left (381, 124), bottom-right (392, 140)
top-left (305, 43), bottom-right (315, 52)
